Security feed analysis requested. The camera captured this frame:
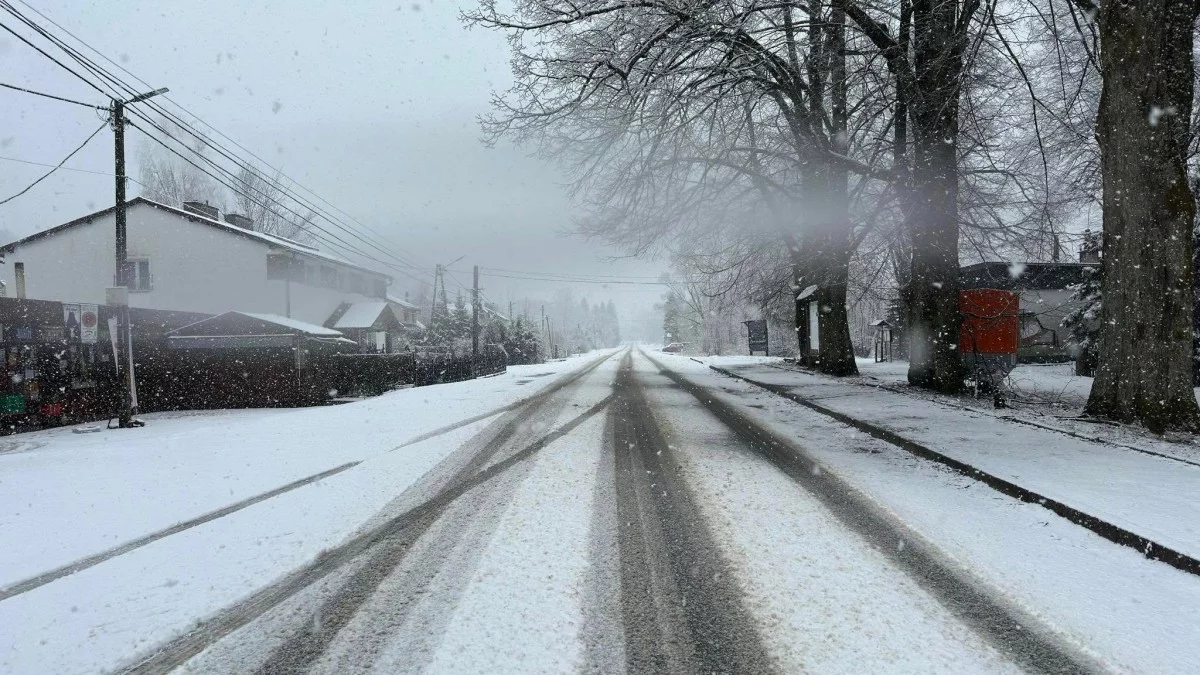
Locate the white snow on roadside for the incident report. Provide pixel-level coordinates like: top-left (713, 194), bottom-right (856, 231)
top-left (701, 358), bottom-right (1200, 559)
top-left (0, 353), bottom-right (610, 588)
top-left (652, 352), bottom-right (1200, 674)
top-left (633, 353), bottom-right (1022, 674)
top-left (0, 418), bottom-right (493, 675)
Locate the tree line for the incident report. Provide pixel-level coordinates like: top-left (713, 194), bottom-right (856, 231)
top-left (468, 0), bottom-right (1200, 433)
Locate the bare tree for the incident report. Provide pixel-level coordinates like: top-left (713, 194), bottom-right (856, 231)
top-left (136, 122), bottom-right (223, 209)
top-left (233, 166), bottom-right (316, 242)
top-left (837, 0), bottom-right (989, 393)
top-left (467, 0), bottom-right (905, 374)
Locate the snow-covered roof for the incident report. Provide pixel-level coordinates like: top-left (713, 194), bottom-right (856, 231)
top-left (1, 197), bottom-right (392, 282)
top-left (386, 294), bottom-right (419, 310)
top-left (333, 302), bottom-right (390, 329)
top-left (238, 312), bottom-right (343, 336)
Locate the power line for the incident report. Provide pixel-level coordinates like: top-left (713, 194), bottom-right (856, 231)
top-left (481, 271), bottom-right (669, 286)
top-left (5, 0), bottom-right (429, 273)
top-left (0, 17), bottom-right (105, 97)
top-left (127, 119), bottom-right (433, 287)
top-left (0, 121), bottom-right (106, 206)
top-left (480, 265), bottom-right (665, 280)
top-left (0, 1), bottom-right (429, 279)
top-left (0, 154), bottom-right (147, 187)
top-left (0, 80), bottom-right (103, 109)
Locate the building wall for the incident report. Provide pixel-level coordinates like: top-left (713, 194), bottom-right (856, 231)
top-left (1, 202), bottom-right (388, 325)
top-left (1018, 288), bottom-right (1082, 361)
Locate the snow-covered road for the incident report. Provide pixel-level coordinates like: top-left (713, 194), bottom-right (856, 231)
top-left (2, 347), bottom-right (1196, 674)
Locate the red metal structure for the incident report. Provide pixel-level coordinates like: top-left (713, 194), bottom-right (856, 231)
top-left (958, 289), bottom-right (1019, 405)
top-left (959, 289), bottom-right (1020, 356)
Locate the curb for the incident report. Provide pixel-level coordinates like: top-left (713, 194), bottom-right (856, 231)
top-left (709, 364), bottom-right (1200, 578)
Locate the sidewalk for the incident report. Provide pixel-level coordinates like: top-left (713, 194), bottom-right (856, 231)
top-left (706, 358), bottom-right (1200, 566)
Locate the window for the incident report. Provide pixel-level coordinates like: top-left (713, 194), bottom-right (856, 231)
top-left (348, 274), bottom-right (365, 295)
top-left (267, 254), bottom-right (302, 281)
top-left (13, 262), bottom-right (24, 299)
top-left (123, 259), bottom-right (152, 292)
top-left (321, 266), bottom-right (339, 289)
top-left (372, 278), bottom-right (387, 299)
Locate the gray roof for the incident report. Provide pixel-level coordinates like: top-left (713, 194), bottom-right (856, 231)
top-left (959, 262), bottom-right (1099, 291)
top-left (2, 197), bottom-right (392, 282)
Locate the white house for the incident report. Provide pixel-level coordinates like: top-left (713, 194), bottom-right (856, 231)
top-left (0, 198), bottom-right (421, 347)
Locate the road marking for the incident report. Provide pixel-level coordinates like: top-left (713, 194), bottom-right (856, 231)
top-left (0, 461), bottom-right (360, 602)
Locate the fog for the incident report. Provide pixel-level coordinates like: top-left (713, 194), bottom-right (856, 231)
top-left (0, 0), bottom-right (666, 341)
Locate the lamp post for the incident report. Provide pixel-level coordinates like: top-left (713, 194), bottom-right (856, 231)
top-left (111, 87), bottom-right (167, 428)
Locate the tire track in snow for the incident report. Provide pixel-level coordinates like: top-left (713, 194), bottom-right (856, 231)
top-left (642, 349), bottom-right (1099, 675)
top-left (0, 461), bottom-right (359, 602)
top-left (610, 352), bottom-right (775, 674)
top-left (0, 351), bottom-right (615, 605)
top-left (254, 362), bottom-right (601, 674)
top-left (120, 352), bottom-right (620, 675)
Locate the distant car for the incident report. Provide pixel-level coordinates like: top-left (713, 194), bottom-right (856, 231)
top-left (662, 342), bottom-right (686, 353)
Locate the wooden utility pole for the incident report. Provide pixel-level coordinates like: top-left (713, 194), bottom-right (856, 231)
top-left (109, 87), bottom-right (166, 428)
top-left (111, 98), bottom-right (133, 428)
top-left (472, 265), bottom-right (481, 377)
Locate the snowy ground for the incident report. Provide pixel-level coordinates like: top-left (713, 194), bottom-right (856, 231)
top-left (851, 356), bottom-right (1200, 460)
top-left (2, 346), bottom-right (1197, 674)
top-left (698, 357), bottom-right (1200, 560)
top-left (0, 353), bottom-right (608, 590)
top-left (652, 351), bottom-right (1200, 674)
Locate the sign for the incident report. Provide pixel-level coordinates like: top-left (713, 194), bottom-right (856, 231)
top-left (80, 304), bottom-right (99, 344)
top-left (743, 320), bottom-right (769, 355)
top-left (63, 303), bottom-right (81, 341)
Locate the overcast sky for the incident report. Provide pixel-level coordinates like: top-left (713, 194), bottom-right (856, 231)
top-left (0, 0), bottom-right (666, 338)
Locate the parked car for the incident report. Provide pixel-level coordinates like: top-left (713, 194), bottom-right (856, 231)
top-left (662, 342), bottom-right (687, 353)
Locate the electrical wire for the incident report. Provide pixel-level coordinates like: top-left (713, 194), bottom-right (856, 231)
top-left (481, 271), bottom-right (668, 286)
top-left (128, 120), bottom-right (432, 286)
top-left (0, 154), bottom-right (149, 187)
top-left (0, 1), bottom-right (429, 276)
top-left (5, 0), bottom-right (427, 271)
top-left (480, 265), bottom-right (666, 280)
top-left (0, 80), bottom-right (103, 109)
top-left (0, 121), bottom-right (106, 206)
top-left (0, 17), bottom-right (105, 96)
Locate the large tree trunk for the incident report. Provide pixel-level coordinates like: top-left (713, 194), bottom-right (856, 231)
top-left (904, 0), bottom-right (968, 393)
top-left (816, 6), bottom-right (859, 376)
top-left (1084, 0), bottom-right (1200, 433)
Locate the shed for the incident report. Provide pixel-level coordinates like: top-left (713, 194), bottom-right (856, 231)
top-left (162, 312), bottom-right (353, 408)
top-left (168, 311), bottom-right (345, 350)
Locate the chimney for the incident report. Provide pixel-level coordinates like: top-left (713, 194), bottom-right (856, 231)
top-left (224, 213), bottom-right (254, 231)
top-left (182, 201), bottom-right (219, 220)
top-left (1078, 229), bottom-right (1101, 264)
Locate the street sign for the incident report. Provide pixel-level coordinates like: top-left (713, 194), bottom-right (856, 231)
top-left (63, 303), bottom-right (81, 341)
top-left (80, 304), bottom-right (99, 344)
top-left (744, 320), bottom-right (768, 355)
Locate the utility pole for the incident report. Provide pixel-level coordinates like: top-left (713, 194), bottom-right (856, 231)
top-left (429, 264), bottom-right (441, 330)
top-left (471, 265), bottom-right (481, 377)
top-left (110, 87), bottom-right (167, 428)
top-left (509, 301), bottom-right (514, 326)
